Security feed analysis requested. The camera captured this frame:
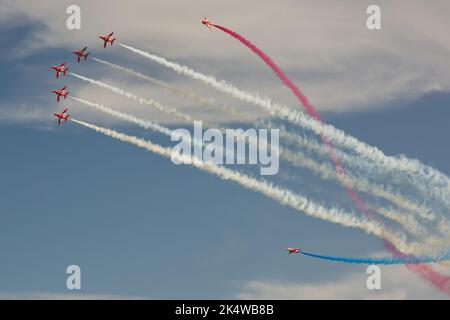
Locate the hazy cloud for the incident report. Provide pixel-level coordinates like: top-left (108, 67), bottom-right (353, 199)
top-left (236, 264), bottom-right (450, 299)
top-left (2, 0), bottom-right (450, 114)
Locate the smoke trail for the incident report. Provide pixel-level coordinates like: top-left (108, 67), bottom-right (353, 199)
top-left (210, 25), bottom-right (388, 249)
top-left (92, 58), bottom-right (442, 217)
top-left (212, 24), bottom-right (320, 119)
top-left (212, 24), bottom-right (450, 200)
top-left (71, 95), bottom-right (440, 239)
top-left (71, 81), bottom-right (429, 222)
top-left (70, 96), bottom-right (172, 136)
top-left (275, 123), bottom-right (438, 220)
top-left (118, 42), bottom-right (450, 204)
top-left (281, 147), bottom-right (435, 224)
top-left (74, 68), bottom-right (432, 219)
top-left (117, 42), bottom-right (297, 117)
top-left (91, 57), bottom-right (209, 103)
top-left (71, 66), bottom-right (437, 226)
top-left (69, 72), bottom-right (192, 123)
top-left (385, 240), bottom-right (450, 293)
top-left (78, 48), bottom-right (450, 284)
top-left (71, 96), bottom-right (251, 165)
top-left (91, 57), bottom-right (244, 118)
top-left (71, 118), bottom-right (428, 254)
top-left (211, 22), bottom-right (450, 292)
top-left (300, 249), bottom-right (449, 265)
top-left (117, 35), bottom-right (450, 291)
top-left (87, 57), bottom-right (439, 221)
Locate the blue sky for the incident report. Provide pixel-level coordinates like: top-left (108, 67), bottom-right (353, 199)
top-left (1, 1), bottom-right (450, 299)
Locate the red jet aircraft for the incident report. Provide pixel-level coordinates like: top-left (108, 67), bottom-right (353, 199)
top-left (99, 32), bottom-right (116, 48)
top-left (53, 108), bottom-right (70, 125)
top-left (201, 17), bottom-right (213, 30)
top-left (51, 85), bottom-right (69, 103)
top-left (51, 62), bottom-right (68, 79)
top-left (286, 247), bottom-right (301, 254)
top-left (73, 46), bottom-right (89, 63)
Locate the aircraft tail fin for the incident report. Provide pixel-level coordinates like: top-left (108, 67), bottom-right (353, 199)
top-left (111, 38), bottom-right (116, 46)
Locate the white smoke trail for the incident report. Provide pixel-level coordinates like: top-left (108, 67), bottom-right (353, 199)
top-left (72, 70), bottom-right (440, 227)
top-left (70, 96), bottom-right (172, 136)
top-left (281, 148), bottom-right (435, 223)
top-left (85, 57), bottom-right (448, 219)
top-left (72, 87), bottom-right (428, 222)
top-left (118, 42), bottom-right (450, 204)
top-left (69, 72), bottom-right (192, 123)
top-left (71, 80), bottom-right (434, 223)
top-left (90, 56), bottom-right (431, 218)
top-left (91, 57), bottom-right (247, 119)
top-left (281, 124), bottom-right (442, 221)
top-left (71, 118), bottom-right (435, 255)
top-left (70, 96), bottom-right (450, 248)
top-left (70, 96), bottom-right (249, 164)
top-left (91, 57), bottom-right (223, 113)
top-left (254, 120), bottom-right (436, 222)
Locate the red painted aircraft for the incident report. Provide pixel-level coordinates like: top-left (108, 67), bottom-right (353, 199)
top-left (99, 32), bottom-right (116, 48)
top-left (201, 17), bottom-right (213, 30)
top-left (51, 85), bottom-right (69, 103)
top-left (51, 62), bottom-right (68, 79)
top-left (73, 46), bottom-right (89, 63)
top-left (286, 247), bottom-right (301, 254)
top-left (53, 108), bottom-right (70, 125)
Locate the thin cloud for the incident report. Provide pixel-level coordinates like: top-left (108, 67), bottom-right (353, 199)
top-left (2, 1), bottom-right (450, 112)
top-left (235, 264), bottom-right (450, 299)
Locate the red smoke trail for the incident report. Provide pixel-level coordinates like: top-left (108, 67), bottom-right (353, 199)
top-left (212, 23), bottom-right (450, 294)
top-left (213, 23), bottom-right (369, 217)
top-left (213, 24), bottom-right (320, 120)
top-left (384, 240), bottom-right (450, 293)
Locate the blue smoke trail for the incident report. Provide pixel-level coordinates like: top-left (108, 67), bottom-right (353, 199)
top-left (300, 250), bottom-right (450, 265)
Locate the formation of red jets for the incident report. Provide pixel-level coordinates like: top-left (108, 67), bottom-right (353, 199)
top-left (51, 32), bottom-right (116, 125)
top-left (49, 21), bottom-right (304, 257)
top-left (50, 20), bottom-right (215, 125)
